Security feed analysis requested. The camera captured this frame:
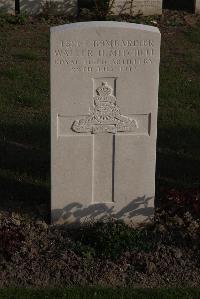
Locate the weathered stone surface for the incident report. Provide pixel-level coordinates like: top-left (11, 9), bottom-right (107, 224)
top-left (20, 0), bottom-right (77, 15)
top-left (195, 0), bottom-right (200, 13)
top-left (111, 0), bottom-right (162, 16)
top-left (51, 22), bottom-right (161, 225)
top-left (0, 0), bottom-right (15, 14)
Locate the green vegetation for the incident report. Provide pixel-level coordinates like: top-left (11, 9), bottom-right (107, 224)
top-left (0, 288), bottom-right (200, 298)
top-left (0, 23), bottom-right (50, 219)
top-left (79, 0), bottom-right (111, 18)
top-left (157, 22), bottom-right (200, 189)
top-left (71, 220), bottom-right (154, 260)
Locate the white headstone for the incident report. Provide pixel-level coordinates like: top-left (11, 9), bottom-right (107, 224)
top-left (20, 0), bottom-right (77, 15)
top-left (195, 0), bottom-right (200, 13)
top-left (51, 21), bottom-right (161, 225)
top-left (111, 0), bottom-right (162, 15)
top-left (0, 0), bottom-right (15, 14)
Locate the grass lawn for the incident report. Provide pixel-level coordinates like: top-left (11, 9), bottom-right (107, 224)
top-left (1, 288), bottom-right (200, 299)
top-left (0, 13), bottom-right (199, 220)
top-left (157, 23), bottom-right (200, 190)
top-left (0, 22), bottom-right (50, 219)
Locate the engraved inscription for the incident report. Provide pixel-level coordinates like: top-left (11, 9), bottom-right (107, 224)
top-left (54, 38), bottom-right (156, 72)
top-left (72, 82), bottom-right (138, 134)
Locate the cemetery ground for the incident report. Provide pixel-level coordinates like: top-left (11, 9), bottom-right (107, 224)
top-left (0, 10), bottom-right (200, 290)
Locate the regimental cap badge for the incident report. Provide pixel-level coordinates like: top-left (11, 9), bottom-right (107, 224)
top-left (72, 81), bottom-right (138, 134)
top-left (96, 82), bottom-right (112, 97)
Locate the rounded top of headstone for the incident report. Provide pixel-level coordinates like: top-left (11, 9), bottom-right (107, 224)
top-left (50, 21), bottom-right (160, 34)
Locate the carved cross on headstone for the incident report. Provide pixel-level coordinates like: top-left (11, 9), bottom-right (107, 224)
top-left (58, 78), bottom-right (150, 204)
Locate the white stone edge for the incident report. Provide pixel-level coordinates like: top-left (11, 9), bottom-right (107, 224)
top-left (50, 21), bottom-right (160, 34)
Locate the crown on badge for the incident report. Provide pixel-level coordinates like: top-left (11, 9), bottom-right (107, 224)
top-left (96, 82), bottom-right (112, 97)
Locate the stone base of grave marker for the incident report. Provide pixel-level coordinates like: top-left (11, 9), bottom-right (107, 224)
top-left (111, 0), bottom-right (162, 16)
top-left (20, 0), bottom-right (77, 15)
top-left (51, 22), bottom-right (161, 226)
top-left (0, 0), bottom-right (15, 14)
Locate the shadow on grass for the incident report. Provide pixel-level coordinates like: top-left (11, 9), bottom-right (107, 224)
top-left (156, 126), bottom-right (200, 189)
top-left (0, 121), bottom-right (50, 150)
top-left (0, 173), bottom-right (50, 221)
top-left (0, 141), bottom-right (49, 178)
top-left (0, 123), bottom-right (50, 221)
top-left (157, 151), bottom-right (200, 187)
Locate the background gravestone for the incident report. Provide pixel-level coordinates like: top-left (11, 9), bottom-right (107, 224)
top-left (0, 0), bottom-right (15, 14)
top-left (111, 0), bottom-right (162, 15)
top-left (196, 0), bottom-right (200, 13)
top-left (20, 0), bottom-right (77, 15)
top-left (51, 22), bottom-right (161, 225)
